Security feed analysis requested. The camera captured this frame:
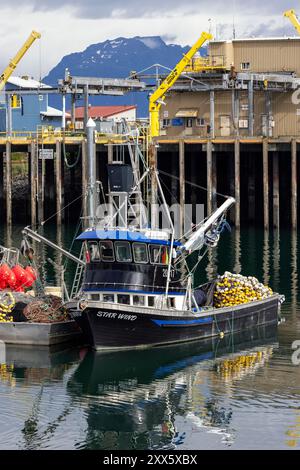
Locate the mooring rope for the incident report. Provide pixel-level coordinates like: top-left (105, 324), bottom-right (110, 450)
top-left (62, 141), bottom-right (81, 169)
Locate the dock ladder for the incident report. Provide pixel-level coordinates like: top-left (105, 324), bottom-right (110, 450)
top-left (70, 245), bottom-right (85, 299)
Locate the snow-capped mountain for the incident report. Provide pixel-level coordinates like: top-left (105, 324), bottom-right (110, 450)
top-left (44, 36), bottom-right (207, 116)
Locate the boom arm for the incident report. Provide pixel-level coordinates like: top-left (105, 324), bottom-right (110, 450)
top-left (284, 9), bottom-right (300, 35)
top-left (182, 197), bottom-right (235, 253)
top-left (149, 31), bottom-right (213, 138)
top-left (0, 30), bottom-right (41, 92)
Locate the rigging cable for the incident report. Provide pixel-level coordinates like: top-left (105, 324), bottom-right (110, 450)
top-left (158, 169), bottom-right (232, 200)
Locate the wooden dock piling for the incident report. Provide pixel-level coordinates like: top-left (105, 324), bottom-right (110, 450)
top-left (29, 141), bottom-right (37, 227)
top-left (211, 147), bottom-right (217, 212)
top-left (263, 139), bottom-right (269, 230)
top-left (55, 140), bottom-right (62, 226)
top-left (234, 139), bottom-right (240, 228)
top-left (291, 139), bottom-right (297, 230)
top-left (179, 140), bottom-right (185, 237)
top-left (206, 141), bottom-right (213, 217)
top-left (273, 151), bottom-right (280, 229)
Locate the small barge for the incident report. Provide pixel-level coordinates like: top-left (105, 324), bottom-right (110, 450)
top-left (0, 246), bottom-right (82, 346)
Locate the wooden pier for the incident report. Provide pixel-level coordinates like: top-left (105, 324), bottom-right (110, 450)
top-left (0, 134), bottom-right (299, 230)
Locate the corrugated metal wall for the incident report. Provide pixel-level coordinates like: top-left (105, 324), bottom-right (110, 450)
top-left (210, 38), bottom-right (300, 74)
top-left (161, 90), bottom-right (300, 138)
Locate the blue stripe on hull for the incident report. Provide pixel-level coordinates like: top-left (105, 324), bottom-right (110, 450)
top-left (152, 317), bottom-right (213, 327)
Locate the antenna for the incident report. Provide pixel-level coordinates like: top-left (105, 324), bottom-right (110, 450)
top-left (232, 0), bottom-right (236, 39)
top-left (208, 18), bottom-right (212, 35)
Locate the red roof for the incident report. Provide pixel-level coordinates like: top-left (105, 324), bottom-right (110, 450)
top-left (71, 105), bottom-right (137, 120)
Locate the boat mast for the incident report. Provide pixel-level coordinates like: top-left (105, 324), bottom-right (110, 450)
top-left (86, 118), bottom-right (97, 227)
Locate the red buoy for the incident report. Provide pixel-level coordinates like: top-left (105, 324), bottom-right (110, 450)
top-left (23, 272), bottom-right (34, 288)
top-left (7, 270), bottom-right (17, 289)
top-left (12, 265), bottom-right (26, 288)
top-left (25, 266), bottom-right (37, 281)
top-left (0, 264), bottom-right (11, 283)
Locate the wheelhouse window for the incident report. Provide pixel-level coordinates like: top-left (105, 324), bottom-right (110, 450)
top-left (133, 295), bottom-right (145, 306)
top-left (100, 241), bottom-right (114, 262)
top-left (103, 293), bottom-right (115, 303)
top-left (117, 294), bottom-right (130, 305)
top-left (149, 245), bottom-right (169, 265)
top-left (88, 241), bottom-right (100, 261)
top-left (90, 294), bottom-right (100, 301)
top-left (133, 243), bottom-right (148, 263)
top-left (148, 296), bottom-right (155, 307)
top-left (115, 241), bottom-right (132, 262)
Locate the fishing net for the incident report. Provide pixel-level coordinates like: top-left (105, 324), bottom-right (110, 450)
top-left (213, 272), bottom-right (273, 308)
top-left (22, 295), bottom-right (70, 323)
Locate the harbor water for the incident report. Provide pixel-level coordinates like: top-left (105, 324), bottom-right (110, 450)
top-left (0, 225), bottom-right (299, 450)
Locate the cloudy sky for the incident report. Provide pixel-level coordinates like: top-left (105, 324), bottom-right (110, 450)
top-left (0, 0), bottom-right (299, 78)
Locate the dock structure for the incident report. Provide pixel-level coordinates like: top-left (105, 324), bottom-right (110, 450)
top-left (153, 136), bottom-right (299, 231)
top-left (1, 36), bottom-right (300, 230)
top-left (0, 133), bottom-right (298, 231)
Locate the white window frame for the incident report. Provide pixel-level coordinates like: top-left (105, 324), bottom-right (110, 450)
top-left (196, 118), bottom-right (205, 127)
top-left (100, 240), bottom-right (115, 262)
top-left (162, 118), bottom-right (171, 128)
top-left (102, 293), bottom-right (116, 303)
top-left (241, 62), bottom-right (251, 71)
top-left (115, 241), bottom-right (132, 263)
top-left (132, 242), bottom-right (148, 264)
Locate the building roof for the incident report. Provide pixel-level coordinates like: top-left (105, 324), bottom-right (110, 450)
top-left (7, 76), bottom-right (51, 89)
top-left (211, 36), bottom-right (300, 44)
top-left (72, 105), bottom-right (136, 120)
top-left (40, 106), bottom-right (71, 118)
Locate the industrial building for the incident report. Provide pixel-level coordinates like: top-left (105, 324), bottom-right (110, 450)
top-left (150, 36), bottom-right (300, 232)
top-left (0, 76), bottom-right (68, 133)
top-left (69, 105), bottom-right (137, 131)
top-left (159, 37), bottom-right (300, 138)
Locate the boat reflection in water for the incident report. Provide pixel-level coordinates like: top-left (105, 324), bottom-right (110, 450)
top-left (67, 325), bottom-right (278, 450)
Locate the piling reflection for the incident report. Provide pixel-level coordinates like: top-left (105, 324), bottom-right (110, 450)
top-left (233, 228), bottom-right (241, 275)
top-left (262, 230), bottom-right (270, 286)
top-left (273, 230), bottom-right (280, 294)
top-left (290, 230), bottom-right (298, 312)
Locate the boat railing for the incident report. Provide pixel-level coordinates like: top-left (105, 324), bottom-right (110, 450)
top-left (0, 245), bottom-right (20, 266)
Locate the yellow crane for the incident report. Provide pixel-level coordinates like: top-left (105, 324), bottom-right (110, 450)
top-left (284, 9), bottom-right (300, 35)
top-left (0, 30), bottom-right (41, 92)
top-left (149, 31), bottom-right (213, 138)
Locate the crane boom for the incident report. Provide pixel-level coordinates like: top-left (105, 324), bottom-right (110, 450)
top-left (284, 9), bottom-right (300, 35)
top-left (149, 31), bottom-right (213, 138)
top-left (0, 30), bottom-right (41, 92)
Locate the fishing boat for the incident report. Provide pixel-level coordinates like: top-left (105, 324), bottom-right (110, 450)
top-left (22, 119), bottom-right (284, 351)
